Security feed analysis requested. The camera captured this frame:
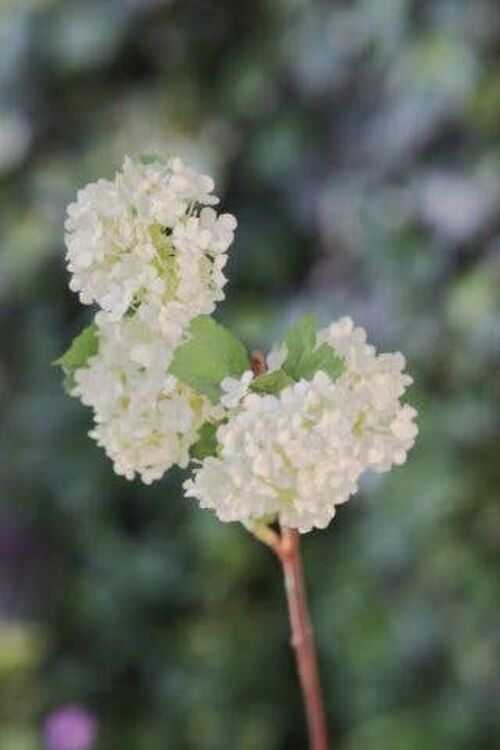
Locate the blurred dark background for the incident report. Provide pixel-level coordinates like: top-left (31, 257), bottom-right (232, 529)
top-left (1, 1), bottom-right (500, 748)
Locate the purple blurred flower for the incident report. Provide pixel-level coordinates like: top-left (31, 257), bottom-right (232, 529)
top-left (43, 705), bottom-right (98, 750)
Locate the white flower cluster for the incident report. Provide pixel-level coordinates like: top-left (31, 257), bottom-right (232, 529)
top-left (63, 157), bottom-right (418, 526)
top-left (66, 157), bottom-right (234, 481)
top-left (72, 317), bottom-right (220, 483)
top-left (66, 156), bottom-right (236, 344)
top-left (184, 317), bottom-right (418, 532)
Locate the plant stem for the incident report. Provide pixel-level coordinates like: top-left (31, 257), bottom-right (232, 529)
top-left (275, 526), bottom-right (330, 750)
top-left (248, 354), bottom-right (330, 748)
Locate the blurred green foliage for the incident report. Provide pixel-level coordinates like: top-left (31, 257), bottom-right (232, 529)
top-left (1, 0), bottom-right (500, 748)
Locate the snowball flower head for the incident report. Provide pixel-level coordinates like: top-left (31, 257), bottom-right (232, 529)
top-left (72, 316), bottom-right (220, 484)
top-left (65, 156), bottom-right (236, 346)
top-left (184, 318), bottom-right (418, 532)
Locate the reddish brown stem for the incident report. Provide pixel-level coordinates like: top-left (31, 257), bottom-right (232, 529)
top-left (250, 350), bottom-right (267, 376)
top-left (275, 527), bottom-right (330, 750)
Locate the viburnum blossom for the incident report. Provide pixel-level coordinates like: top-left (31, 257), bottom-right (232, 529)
top-left (184, 318), bottom-right (418, 532)
top-left (60, 156), bottom-right (418, 529)
top-left (72, 316), bottom-right (219, 484)
top-left (65, 156), bottom-right (236, 346)
top-left (64, 156), bottom-right (236, 481)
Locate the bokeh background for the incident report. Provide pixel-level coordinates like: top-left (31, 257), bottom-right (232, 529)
top-left (1, 0), bottom-right (500, 748)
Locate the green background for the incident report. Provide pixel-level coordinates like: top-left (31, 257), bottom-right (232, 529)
top-left (1, 0), bottom-right (499, 748)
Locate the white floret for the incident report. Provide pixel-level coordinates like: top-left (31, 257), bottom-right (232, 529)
top-left (220, 371), bottom-right (254, 408)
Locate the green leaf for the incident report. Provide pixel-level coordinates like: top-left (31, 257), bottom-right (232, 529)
top-left (53, 323), bottom-right (99, 392)
top-left (296, 342), bottom-right (344, 381)
top-left (138, 153), bottom-right (163, 165)
top-left (54, 322), bottom-right (99, 370)
top-left (250, 369), bottom-right (293, 395)
top-left (169, 315), bottom-right (250, 401)
top-left (190, 422), bottom-right (218, 461)
top-left (283, 313), bottom-right (317, 378)
top-left (282, 313), bottom-right (344, 382)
